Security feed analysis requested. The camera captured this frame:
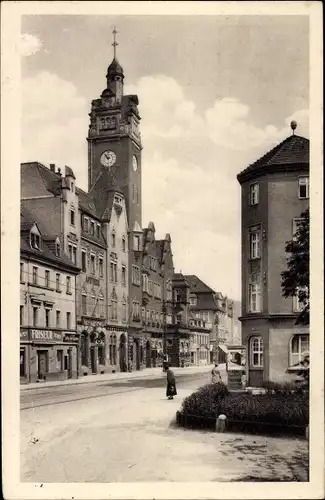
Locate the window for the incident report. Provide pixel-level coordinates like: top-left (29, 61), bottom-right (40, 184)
top-left (45, 270), bottom-right (50, 288)
top-left (133, 235), bottom-right (140, 251)
top-left (122, 300), bottom-right (127, 322)
top-left (81, 293), bottom-right (87, 315)
top-left (71, 182), bottom-right (74, 193)
top-left (55, 242), bottom-right (61, 257)
top-left (45, 308), bottom-right (51, 328)
top-left (73, 246), bottom-right (77, 264)
top-left (66, 276), bottom-right (71, 294)
top-left (99, 257), bottom-right (104, 277)
top-left (90, 254), bottom-right (95, 274)
top-left (68, 244), bottom-right (72, 260)
top-left (70, 208), bottom-right (75, 226)
top-left (96, 224), bottom-right (101, 238)
top-left (56, 273), bottom-right (61, 292)
top-left (98, 346), bottom-right (105, 365)
top-left (122, 236), bottom-right (126, 252)
top-left (20, 349), bottom-right (25, 377)
top-left (249, 283), bottom-right (261, 312)
top-left (249, 231), bottom-right (260, 259)
top-left (122, 265), bottom-right (126, 286)
top-left (298, 177), bottom-right (309, 199)
top-left (293, 287), bottom-right (307, 312)
top-left (111, 299), bottom-right (118, 320)
top-left (20, 305), bottom-right (24, 326)
top-left (31, 232), bottom-right (41, 250)
top-left (66, 312), bottom-right (71, 329)
top-left (189, 295), bottom-right (197, 306)
top-left (32, 266), bottom-right (38, 285)
top-left (290, 334), bottom-right (309, 367)
top-left (112, 230), bottom-right (116, 247)
top-left (110, 261), bottom-right (117, 282)
top-left (132, 265), bottom-right (141, 286)
top-left (249, 183), bottom-right (259, 205)
top-left (250, 336), bottom-right (263, 367)
top-left (20, 263), bottom-right (24, 282)
top-left (99, 297), bottom-right (105, 317)
top-left (81, 250), bottom-right (87, 272)
top-left (83, 217), bottom-right (89, 232)
top-left (57, 350), bottom-right (63, 371)
top-left (56, 310), bottom-right (61, 327)
top-left (132, 301), bottom-right (140, 321)
top-left (90, 221), bottom-right (95, 236)
top-left (175, 289), bottom-right (182, 303)
top-left (142, 274), bottom-right (148, 292)
top-left (32, 306), bottom-right (38, 327)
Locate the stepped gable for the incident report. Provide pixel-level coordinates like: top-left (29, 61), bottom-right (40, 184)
top-left (237, 134), bottom-right (309, 183)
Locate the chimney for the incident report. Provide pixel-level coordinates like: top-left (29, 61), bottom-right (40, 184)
top-left (50, 163), bottom-right (55, 173)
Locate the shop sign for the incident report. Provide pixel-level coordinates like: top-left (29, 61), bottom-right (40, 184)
top-left (30, 329), bottom-right (63, 342)
top-left (20, 329), bottom-right (29, 341)
top-left (63, 333), bottom-right (79, 343)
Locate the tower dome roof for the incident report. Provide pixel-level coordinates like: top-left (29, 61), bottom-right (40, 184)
top-left (107, 57), bottom-right (124, 75)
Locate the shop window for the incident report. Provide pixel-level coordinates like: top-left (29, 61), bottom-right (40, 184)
top-left (250, 336), bottom-right (263, 367)
top-left (98, 346), bottom-right (105, 365)
top-left (56, 350), bottom-right (63, 371)
top-left (81, 333), bottom-right (88, 366)
top-left (290, 334), bottom-right (309, 367)
top-left (20, 348), bottom-right (25, 377)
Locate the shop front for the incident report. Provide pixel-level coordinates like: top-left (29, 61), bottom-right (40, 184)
top-left (20, 328), bottom-right (80, 384)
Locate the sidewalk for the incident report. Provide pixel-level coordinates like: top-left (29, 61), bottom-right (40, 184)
top-left (20, 363), bottom-right (214, 391)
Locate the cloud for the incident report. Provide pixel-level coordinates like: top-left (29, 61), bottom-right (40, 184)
top-left (22, 71), bottom-right (89, 188)
top-left (20, 33), bottom-right (43, 57)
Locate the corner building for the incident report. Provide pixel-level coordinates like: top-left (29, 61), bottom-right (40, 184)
top-left (87, 55), bottom-right (145, 368)
top-left (237, 130), bottom-right (309, 386)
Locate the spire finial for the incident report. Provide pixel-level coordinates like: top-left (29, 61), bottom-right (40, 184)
top-left (290, 120), bottom-right (297, 135)
top-left (112, 26), bottom-right (118, 59)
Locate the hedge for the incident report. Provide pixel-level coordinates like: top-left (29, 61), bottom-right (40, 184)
top-left (177, 382), bottom-right (309, 436)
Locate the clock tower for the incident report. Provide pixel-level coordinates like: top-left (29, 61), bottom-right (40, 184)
top-left (87, 28), bottom-right (145, 366)
top-left (87, 29), bottom-right (142, 233)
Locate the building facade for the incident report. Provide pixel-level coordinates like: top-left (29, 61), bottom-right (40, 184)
top-left (237, 129), bottom-right (309, 386)
top-left (20, 207), bottom-right (80, 383)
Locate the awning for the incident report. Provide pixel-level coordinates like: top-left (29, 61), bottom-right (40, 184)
top-left (219, 344), bottom-right (229, 354)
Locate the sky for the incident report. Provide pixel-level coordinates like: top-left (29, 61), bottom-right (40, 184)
top-left (20, 14), bottom-right (309, 301)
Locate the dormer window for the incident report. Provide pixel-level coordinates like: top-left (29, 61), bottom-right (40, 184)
top-left (55, 241), bottom-right (61, 257)
top-left (189, 294), bottom-right (197, 306)
top-left (30, 232), bottom-right (41, 250)
top-left (83, 216), bottom-right (89, 232)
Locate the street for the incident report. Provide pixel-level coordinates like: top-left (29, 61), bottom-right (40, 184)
top-left (20, 369), bottom-right (308, 482)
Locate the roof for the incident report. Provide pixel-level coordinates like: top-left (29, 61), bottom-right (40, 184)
top-left (237, 134), bottom-right (309, 183)
top-left (89, 168), bottom-right (124, 221)
top-left (20, 207), bottom-right (79, 272)
top-left (184, 275), bottom-right (215, 294)
top-left (107, 57), bottom-right (124, 75)
top-left (21, 162), bottom-right (62, 198)
top-left (76, 187), bottom-right (100, 218)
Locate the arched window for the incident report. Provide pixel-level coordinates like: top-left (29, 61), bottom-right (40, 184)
top-left (250, 336), bottom-right (263, 367)
top-left (290, 334), bottom-right (309, 367)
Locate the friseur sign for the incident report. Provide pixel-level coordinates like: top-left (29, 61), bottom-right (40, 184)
top-left (31, 329), bottom-right (64, 342)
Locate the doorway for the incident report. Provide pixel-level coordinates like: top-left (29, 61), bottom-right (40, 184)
top-left (90, 347), bottom-right (97, 374)
top-left (68, 348), bottom-right (73, 378)
top-left (146, 340), bottom-right (151, 368)
top-left (37, 350), bottom-right (48, 379)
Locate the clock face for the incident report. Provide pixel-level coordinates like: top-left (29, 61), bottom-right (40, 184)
top-left (132, 155), bottom-right (138, 172)
top-left (100, 150), bottom-right (116, 168)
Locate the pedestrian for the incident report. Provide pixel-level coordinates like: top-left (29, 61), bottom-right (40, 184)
top-left (166, 365), bottom-right (177, 400)
top-left (211, 363), bottom-right (222, 384)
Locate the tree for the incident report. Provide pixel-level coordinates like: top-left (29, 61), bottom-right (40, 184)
top-left (281, 208), bottom-right (309, 326)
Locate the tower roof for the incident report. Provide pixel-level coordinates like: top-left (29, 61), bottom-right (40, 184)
top-left (107, 57), bottom-right (124, 75)
top-left (237, 134), bottom-right (309, 183)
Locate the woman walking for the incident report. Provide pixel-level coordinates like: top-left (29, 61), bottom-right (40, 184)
top-left (211, 363), bottom-right (222, 384)
top-left (166, 365), bottom-right (177, 400)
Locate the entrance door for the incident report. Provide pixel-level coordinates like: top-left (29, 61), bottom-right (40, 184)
top-left (37, 351), bottom-right (48, 379)
top-left (90, 347), bottom-right (97, 374)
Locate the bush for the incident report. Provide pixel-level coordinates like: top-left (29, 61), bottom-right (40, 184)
top-left (262, 381), bottom-right (307, 395)
top-left (181, 382), bottom-right (229, 419)
top-left (177, 385), bottom-right (309, 435)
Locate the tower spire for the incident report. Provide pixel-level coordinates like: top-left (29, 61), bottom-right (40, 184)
top-left (112, 26), bottom-right (118, 59)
